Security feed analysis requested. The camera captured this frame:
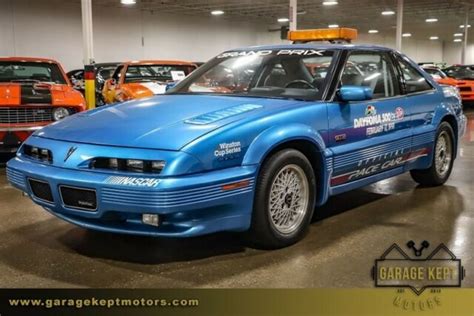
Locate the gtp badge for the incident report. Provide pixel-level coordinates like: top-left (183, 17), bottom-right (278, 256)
top-left (64, 146), bottom-right (78, 162)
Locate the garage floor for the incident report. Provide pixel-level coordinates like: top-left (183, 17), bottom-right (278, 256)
top-left (0, 110), bottom-right (473, 288)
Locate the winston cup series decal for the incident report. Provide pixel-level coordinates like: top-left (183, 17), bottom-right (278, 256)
top-left (214, 141), bottom-right (242, 160)
top-left (355, 105), bottom-right (405, 136)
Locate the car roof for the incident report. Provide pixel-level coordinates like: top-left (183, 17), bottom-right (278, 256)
top-left (228, 43), bottom-right (394, 52)
top-left (0, 56), bottom-right (60, 64)
top-left (122, 60), bottom-right (197, 66)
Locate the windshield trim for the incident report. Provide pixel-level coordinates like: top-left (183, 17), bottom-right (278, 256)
top-left (167, 49), bottom-right (338, 102)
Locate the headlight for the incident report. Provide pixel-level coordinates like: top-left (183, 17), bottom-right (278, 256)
top-left (90, 157), bottom-right (165, 174)
top-left (52, 107), bottom-right (70, 121)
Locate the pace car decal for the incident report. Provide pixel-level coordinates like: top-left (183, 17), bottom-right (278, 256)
top-left (354, 105), bottom-right (405, 136)
top-left (331, 147), bottom-right (430, 186)
top-left (105, 176), bottom-right (160, 188)
top-left (216, 49), bottom-right (325, 59)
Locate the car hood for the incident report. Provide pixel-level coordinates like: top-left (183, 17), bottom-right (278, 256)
top-left (0, 82), bottom-right (85, 106)
top-left (35, 94), bottom-right (301, 150)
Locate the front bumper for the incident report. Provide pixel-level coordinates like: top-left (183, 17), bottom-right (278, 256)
top-left (7, 157), bottom-right (257, 237)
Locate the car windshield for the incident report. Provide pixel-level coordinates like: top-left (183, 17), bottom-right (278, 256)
top-left (0, 61), bottom-right (67, 84)
top-left (124, 64), bottom-right (196, 83)
top-left (423, 68), bottom-right (447, 79)
top-left (168, 49), bottom-right (336, 101)
top-left (444, 66), bottom-right (474, 80)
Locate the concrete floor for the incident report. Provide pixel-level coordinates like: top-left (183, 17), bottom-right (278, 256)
top-left (0, 110), bottom-right (473, 288)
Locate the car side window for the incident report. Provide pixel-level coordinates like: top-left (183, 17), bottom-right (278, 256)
top-left (341, 51), bottom-right (400, 99)
top-left (395, 57), bottom-right (433, 93)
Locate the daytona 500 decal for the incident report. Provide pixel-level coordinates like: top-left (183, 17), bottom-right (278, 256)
top-left (355, 106), bottom-right (405, 136)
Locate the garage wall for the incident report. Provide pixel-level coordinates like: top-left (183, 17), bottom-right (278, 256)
top-left (0, 0), bottom-right (275, 71)
top-left (0, 0), bottom-right (467, 71)
top-left (443, 42), bottom-right (474, 65)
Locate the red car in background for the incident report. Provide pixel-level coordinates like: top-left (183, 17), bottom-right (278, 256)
top-left (423, 66), bottom-right (474, 104)
top-left (0, 57), bottom-right (86, 152)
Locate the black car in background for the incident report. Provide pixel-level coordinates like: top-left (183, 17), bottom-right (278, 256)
top-left (443, 65), bottom-right (474, 80)
top-left (67, 62), bottom-right (118, 106)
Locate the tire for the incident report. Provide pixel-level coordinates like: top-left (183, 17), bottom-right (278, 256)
top-left (248, 149), bottom-right (316, 249)
top-left (410, 122), bottom-right (455, 186)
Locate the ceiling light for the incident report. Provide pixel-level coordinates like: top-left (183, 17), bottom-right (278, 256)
top-left (211, 10), bottom-right (224, 15)
top-left (120, 0), bottom-right (136, 4)
top-left (453, 33), bottom-right (463, 37)
top-left (402, 33), bottom-right (412, 37)
top-left (368, 30), bottom-right (379, 34)
top-left (382, 10), bottom-right (395, 15)
top-left (460, 24), bottom-right (471, 28)
top-left (425, 18), bottom-right (438, 23)
top-left (277, 18), bottom-right (289, 23)
top-left (323, 1), bottom-right (338, 6)
top-left (429, 36), bottom-right (439, 40)
top-left (454, 39), bottom-right (462, 42)
top-left (328, 24), bottom-right (339, 28)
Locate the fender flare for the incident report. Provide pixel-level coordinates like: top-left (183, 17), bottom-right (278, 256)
top-left (242, 123), bottom-right (331, 206)
top-left (431, 102), bottom-right (461, 155)
top-left (242, 123), bottom-right (327, 166)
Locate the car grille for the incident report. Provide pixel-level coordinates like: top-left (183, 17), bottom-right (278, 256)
top-left (28, 179), bottom-right (54, 203)
top-left (60, 185), bottom-right (97, 211)
top-left (459, 86), bottom-right (472, 92)
top-left (0, 107), bottom-right (53, 124)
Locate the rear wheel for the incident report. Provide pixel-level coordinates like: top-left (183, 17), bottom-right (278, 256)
top-left (410, 122), bottom-right (455, 186)
top-left (248, 149), bottom-right (316, 249)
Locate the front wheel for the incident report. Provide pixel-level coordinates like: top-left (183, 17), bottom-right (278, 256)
top-left (410, 122), bottom-right (455, 186)
top-left (248, 149), bottom-right (316, 249)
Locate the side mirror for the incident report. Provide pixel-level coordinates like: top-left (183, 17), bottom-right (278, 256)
top-left (338, 85), bottom-right (373, 102)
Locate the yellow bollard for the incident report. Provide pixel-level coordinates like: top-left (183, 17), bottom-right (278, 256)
top-left (84, 65), bottom-right (96, 109)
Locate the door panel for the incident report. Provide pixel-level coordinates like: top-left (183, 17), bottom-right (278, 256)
top-left (328, 51), bottom-right (412, 186)
top-left (394, 54), bottom-right (440, 155)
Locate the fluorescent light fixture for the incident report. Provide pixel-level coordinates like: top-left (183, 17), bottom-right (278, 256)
top-left (323, 1), bottom-right (338, 5)
top-left (429, 36), bottom-right (439, 40)
top-left (454, 33), bottom-right (463, 37)
top-left (211, 10), bottom-right (224, 15)
top-left (120, 0), bottom-right (136, 4)
top-left (460, 24), bottom-right (471, 28)
top-left (402, 33), bottom-right (412, 37)
top-left (454, 38), bottom-right (463, 42)
top-left (368, 29), bottom-right (379, 34)
top-left (425, 18), bottom-right (438, 23)
top-left (277, 18), bottom-right (289, 23)
top-left (382, 10), bottom-right (395, 15)
top-left (328, 24), bottom-right (339, 28)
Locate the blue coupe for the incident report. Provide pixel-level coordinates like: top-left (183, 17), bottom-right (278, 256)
top-left (6, 40), bottom-right (466, 248)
